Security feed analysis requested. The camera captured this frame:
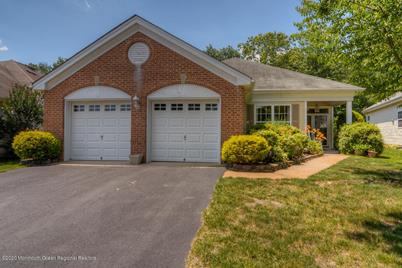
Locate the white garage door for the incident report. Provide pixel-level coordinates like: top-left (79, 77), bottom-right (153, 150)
top-left (70, 102), bottom-right (131, 160)
top-left (151, 101), bottom-right (220, 162)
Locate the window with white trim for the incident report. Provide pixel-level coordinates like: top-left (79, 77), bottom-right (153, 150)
top-left (274, 105), bottom-right (291, 123)
top-left (256, 106), bottom-right (272, 123)
top-left (89, 104), bottom-right (100, 112)
top-left (188, 104), bottom-right (201, 111)
top-left (398, 105), bottom-right (402, 128)
top-left (205, 103), bottom-right (218, 111)
top-left (73, 105), bottom-right (85, 112)
top-left (255, 105), bottom-right (291, 124)
top-left (104, 104), bottom-right (116, 112)
top-left (171, 103), bottom-right (183, 111)
top-left (154, 103), bottom-right (166, 111)
top-left (120, 104), bottom-right (131, 111)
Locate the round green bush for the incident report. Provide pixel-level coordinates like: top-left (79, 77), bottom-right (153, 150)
top-left (305, 140), bottom-right (323, 155)
top-left (253, 130), bottom-right (288, 163)
top-left (254, 130), bottom-right (280, 147)
top-left (263, 123), bottom-right (302, 136)
top-left (338, 122), bottom-right (384, 155)
top-left (221, 135), bottom-right (270, 164)
top-left (12, 130), bottom-right (61, 161)
top-left (282, 133), bottom-right (309, 160)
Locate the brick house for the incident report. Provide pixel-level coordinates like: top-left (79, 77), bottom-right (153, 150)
top-left (33, 15), bottom-right (363, 163)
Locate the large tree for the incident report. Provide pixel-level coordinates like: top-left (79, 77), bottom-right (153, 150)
top-left (205, 44), bottom-right (240, 61)
top-left (0, 85), bottom-right (43, 155)
top-left (294, 0), bottom-right (402, 100)
top-left (239, 32), bottom-right (291, 66)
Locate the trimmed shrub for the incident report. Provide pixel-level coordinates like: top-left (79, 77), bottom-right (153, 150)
top-left (254, 130), bottom-right (280, 147)
top-left (263, 123), bottom-right (302, 136)
top-left (305, 140), bottom-right (324, 155)
top-left (254, 130), bottom-right (288, 163)
top-left (282, 133), bottom-right (309, 160)
top-left (270, 146), bottom-right (288, 163)
top-left (12, 131), bottom-right (61, 161)
top-left (338, 122), bottom-right (384, 155)
top-left (353, 144), bottom-right (370, 156)
top-left (221, 135), bottom-right (270, 164)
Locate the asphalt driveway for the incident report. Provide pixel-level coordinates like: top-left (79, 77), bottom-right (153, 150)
top-left (0, 164), bottom-right (223, 268)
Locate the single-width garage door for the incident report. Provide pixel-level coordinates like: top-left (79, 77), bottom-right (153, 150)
top-left (151, 101), bottom-right (220, 162)
top-left (70, 102), bottom-right (131, 160)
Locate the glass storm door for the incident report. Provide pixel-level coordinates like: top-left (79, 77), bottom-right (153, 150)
top-left (307, 114), bottom-right (328, 146)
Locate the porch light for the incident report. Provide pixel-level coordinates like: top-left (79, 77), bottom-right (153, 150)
top-left (133, 95), bottom-right (140, 109)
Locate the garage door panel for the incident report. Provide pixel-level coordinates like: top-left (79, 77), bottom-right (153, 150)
top-left (119, 118), bottom-right (131, 127)
top-left (204, 118), bottom-right (219, 128)
top-left (152, 133), bottom-right (169, 143)
top-left (203, 133), bottom-right (219, 144)
top-left (102, 118), bottom-right (117, 127)
top-left (186, 134), bottom-right (201, 143)
top-left (87, 119), bottom-right (101, 126)
top-left (70, 102), bottom-right (131, 161)
top-left (119, 134), bottom-right (131, 142)
top-left (152, 118), bottom-right (168, 128)
top-left (72, 119), bottom-right (86, 127)
top-left (151, 101), bottom-right (220, 163)
top-left (169, 133), bottom-right (186, 143)
top-left (186, 118), bottom-right (202, 128)
top-left (204, 150), bottom-right (219, 162)
top-left (168, 118), bottom-right (185, 128)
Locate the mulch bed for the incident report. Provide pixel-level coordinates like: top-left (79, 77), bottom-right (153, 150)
top-left (225, 153), bottom-right (323, 172)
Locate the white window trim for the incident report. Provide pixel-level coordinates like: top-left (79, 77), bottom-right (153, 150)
top-left (397, 105), bottom-right (402, 128)
top-left (254, 104), bottom-right (292, 124)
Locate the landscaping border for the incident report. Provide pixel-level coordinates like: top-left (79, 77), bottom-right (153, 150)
top-left (225, 153), bottom-right (323, 172)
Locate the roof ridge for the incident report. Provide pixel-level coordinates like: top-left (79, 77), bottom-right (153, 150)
top-left (224, 57), bottom-right (362, 89)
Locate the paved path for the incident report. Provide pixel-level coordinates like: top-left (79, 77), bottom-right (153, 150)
top-left (223, 154), bottom-right (348, 179)
top-left (0, 164), bottom-right (224, 268)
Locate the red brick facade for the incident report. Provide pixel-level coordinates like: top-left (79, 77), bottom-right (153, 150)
top-left (43, 32), bottom-right (246, 160)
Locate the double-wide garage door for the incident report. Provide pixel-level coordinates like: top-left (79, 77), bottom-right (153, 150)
top-left (151, 101), bottom-right (220, 162)
top-left (70, 102), bottom-right (131, 160)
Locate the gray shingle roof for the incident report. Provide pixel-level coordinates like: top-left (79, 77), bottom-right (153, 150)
top-left (0, 60), bottom-right (42, 99)
top-left (363, 92), bottom-right (402, 113)
top-left (223, 58), bottom-right (363, 91)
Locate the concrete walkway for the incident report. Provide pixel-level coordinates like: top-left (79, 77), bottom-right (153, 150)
top-left (223, 154), bottom-right (348, 179)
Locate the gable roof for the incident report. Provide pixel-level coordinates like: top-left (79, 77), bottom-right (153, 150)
top-left (363, 92), bottom-right (402, 114)
top-left (33, 15), bottom-right (251, 90)
top-left (223, 58), bottom-right (364, 91)
top-left (0, 60), bottom-right (42, 99)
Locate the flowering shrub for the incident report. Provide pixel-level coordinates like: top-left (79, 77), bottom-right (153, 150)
top-left (305, 125), bottom-right (326, 142)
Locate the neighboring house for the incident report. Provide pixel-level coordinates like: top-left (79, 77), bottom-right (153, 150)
top-left (0, 60), bottom-right (42, 102)
top-left (363, 93), bottom-right (402, 145)
top-left (0, 60), bottom-right (42, 157)
top-left (33, 15), bottom-right (363, 163)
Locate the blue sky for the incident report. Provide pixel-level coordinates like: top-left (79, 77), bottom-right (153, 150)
top-left (0, 0), bottom-right (301, 65)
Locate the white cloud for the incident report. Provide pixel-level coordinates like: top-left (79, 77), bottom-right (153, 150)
top-left (0, 40), bottom-right (8, 52)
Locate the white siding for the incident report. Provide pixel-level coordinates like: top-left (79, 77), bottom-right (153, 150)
top-left (366, 103), bottom-right (402, 145)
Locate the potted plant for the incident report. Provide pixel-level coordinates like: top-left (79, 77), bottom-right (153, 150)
top-left (353, 144), bottom-right (370, 156)
top-left (367, 149), bottom-right (378, 158)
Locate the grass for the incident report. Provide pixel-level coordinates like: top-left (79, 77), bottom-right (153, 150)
top-left (0, 160), bottom-right (24, 173)
top-left (187, 148), bottom-right (402, 267)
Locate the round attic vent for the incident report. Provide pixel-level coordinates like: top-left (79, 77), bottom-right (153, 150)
top-left (128, 42), bottom-right (150, 65)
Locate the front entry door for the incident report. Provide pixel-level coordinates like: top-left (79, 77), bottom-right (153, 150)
top-left (307, 114), bottom-right (329, 147)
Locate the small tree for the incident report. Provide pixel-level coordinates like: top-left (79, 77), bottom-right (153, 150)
top-left (0, 85), bottom-right (43, 156)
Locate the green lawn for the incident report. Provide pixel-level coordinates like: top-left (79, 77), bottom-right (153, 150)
top-left (0, 161), bottom-right (24, 173)
top-left (187, 148), bottom-right (402, 267)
